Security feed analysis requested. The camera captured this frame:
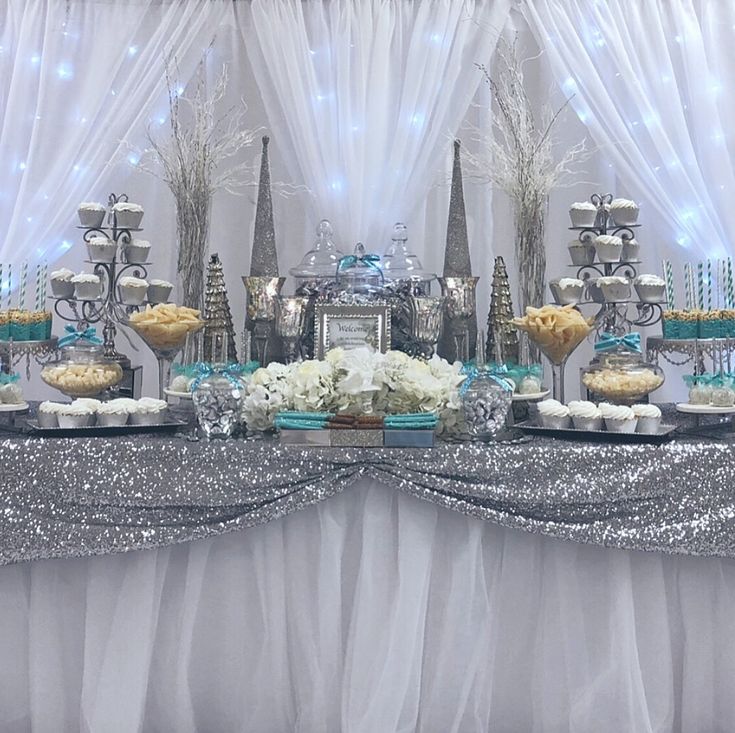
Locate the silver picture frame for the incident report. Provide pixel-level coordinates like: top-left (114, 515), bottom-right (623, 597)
top-left (314, 303), bottom-right (391, 358)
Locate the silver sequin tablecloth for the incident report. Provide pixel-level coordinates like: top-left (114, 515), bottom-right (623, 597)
top-left (2, 421), bottom-right (735, 565)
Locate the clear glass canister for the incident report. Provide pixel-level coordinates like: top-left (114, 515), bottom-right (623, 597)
top-left (41, 343), bottom-right (123, 397)
top-left (289, 219), bottom-right (344, 290)
top-left (336, 243), bottom-right (384, 295)
top-left (461, 369), bottom-right (513, 440)
top-left (581, 348), bottom-right (664, 404)
top-left (192, 372), bottom-right (245, 438)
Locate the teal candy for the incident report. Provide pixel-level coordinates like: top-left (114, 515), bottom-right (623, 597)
top-left (662, 319), bottom-right (679, 339)
top-left (11, 322), bottom-right (30, 341)
top-left (45, 317), bottom-right (52, 339)
top-left (699, 320), bottom-right (723, 339)
top-left (679, 321), bottom-right (698, 339)
top-left (274, 418), bottom-right (327, 430)
top-left (30, 322), bottom-right (46, 341)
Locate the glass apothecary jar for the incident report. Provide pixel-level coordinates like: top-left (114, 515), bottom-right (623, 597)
top-left (581, 338), bottom-right (664, 404)
top-left (336, 243), bottom-right (384, 295)
top-left (192, 372), bottom-right (245, 439)
top-left (290, 219), bottom-right (344, 291)
top-left (41, 343), bottom-right (123, 398)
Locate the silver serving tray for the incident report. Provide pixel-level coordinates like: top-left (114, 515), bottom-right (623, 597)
top-left (516, 420), bottom-right (677, 444)
top-left (25, 418), bottom-right (187, 438)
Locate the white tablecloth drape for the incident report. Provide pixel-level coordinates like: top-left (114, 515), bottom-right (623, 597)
top-left (2, 478), bottom-right (734, 733)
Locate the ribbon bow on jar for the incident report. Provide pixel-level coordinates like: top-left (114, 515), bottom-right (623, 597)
top-left (58, 325), bottom-right (104, 347)
top-left (190, 361), bottom-right (258, 392)
top-left (336, 252), bottom-right (384, 282)
top-left (594, 332), bottom-right (642, 353)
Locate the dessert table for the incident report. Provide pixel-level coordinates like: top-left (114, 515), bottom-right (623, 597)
top-left (2, 417), bottom-right (735, 731)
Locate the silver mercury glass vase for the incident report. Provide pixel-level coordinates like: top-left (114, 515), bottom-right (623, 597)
top-left (275, 296), bottom-right (309, 363)
top-left (408, 295), bottom-right (444, 358)
top-left (438, 276), bottom-right (479, 363)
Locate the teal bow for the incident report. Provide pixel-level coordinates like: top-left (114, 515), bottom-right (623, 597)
top-left (459, 364), bottom-right (513, 396)
top-left (190, 362), bottom-right (256, 392)
top-left (0, 372), bottom-right (19, 385)
top-left (58, 325), bottom-right (103, 347)
top-left (175, 360), bottom-right (259, 380)
top-left (594, 332), bottom-right (641, 353)
top-left (337, 253), bottom-right (384, 282)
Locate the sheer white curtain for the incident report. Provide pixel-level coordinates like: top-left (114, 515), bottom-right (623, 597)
top-left (522, 0), bottom-right (735, 264)
top-left (241, 0), bottom-right (511, 252)
top-left (0, 0), bottom-right (233, 295)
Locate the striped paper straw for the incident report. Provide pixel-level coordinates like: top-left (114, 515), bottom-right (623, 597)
top-left (707, 259), bottom-right (712, 311)
top-left (690, 267), bottom-right (697, 312)
top-left (41, 261), bottom-right (47, 304)
top-left (683, 263), bottom-right (691, 310)
top-left (19, 261), bottom-right (27, 310)
top-left (664, 260), bottom-right (675, 308)
top-left (728, 258), bottom-right (734, 309)
top-left (697, 261), bottom-right (704, 310)
top-left (6, 264), bottom-right (11, 310)
top-left (34, 263), bottom-right (41, 311)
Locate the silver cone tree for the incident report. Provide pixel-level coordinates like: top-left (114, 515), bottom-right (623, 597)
top-left (203, 253), bottom-right (238, 363)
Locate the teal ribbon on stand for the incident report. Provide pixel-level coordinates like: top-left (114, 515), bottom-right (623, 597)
top-left (337, 253), bottom-right (384, 282)
top-left (459, 363), bottom-right (514, 397)
top-left (190, 362), bottom-right (257, 392)
top-left (58, 325), bottom-right (103, 347)
top-left (594, 332), bottom-right (641, 353)
top-left (0, 372), bottom-right (20, 385)
top-left (175, 360), bottom-right (259, 381)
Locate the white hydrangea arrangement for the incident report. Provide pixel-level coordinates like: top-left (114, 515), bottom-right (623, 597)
top-left (241, 347), bottom-right (468, 436)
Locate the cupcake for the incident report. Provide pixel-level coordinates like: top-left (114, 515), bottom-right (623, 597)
top-left (569, 201), bottom-right (598, 228)
top-left (86, 236), bottom-right (117, 263)
top-left (549, 278), bottom-right (584, 305)
top-left (568, 400), bottom-right (603, 431)
top-left (598, 276), bottom-right (631, 302)
top-left (634, 274), bottom-right (666, 303)
top-left (621, 237), bottom-right (640, 261)
top-left (37, 401), bottom-right (63, 427)
top-left (567, 240), bottom-right (595, 266)
top-left (609, 198), bottom-right (639, 226)
top-left (537, 399), bottom-right (571, 429)
top-left (632, 403), bottom-right (662, 434)
top-left (147, 279), bottom-right (173, 304)
top-left (0, 382), bottom-right (23, 404)
top-left (587, 279), bottom-right (605, 304)
top-left (96, 400), bottom-right (130, 426)
top-left (112, 202), bottom-right (144, 229)
top-left (123, 239), bottom-right (151, 264)
top-left (56, 401), bottom-right (94, 428)
top-left (129, 396), bottom-right (168, 425)
top-left (599, 403), bottom-right (637, 433)
top-left (72, 398), bottom-right (101, 425)
top-left (77, 202), bottom-right (106, 229)
top-left (71, 273), bottom-right (102, 300)
top-left (119, 276), bottom-right (149, 306)
top-left (594, 235), bottom-right (624, 263)
top-left (49, 268), bottom-right (75, 298)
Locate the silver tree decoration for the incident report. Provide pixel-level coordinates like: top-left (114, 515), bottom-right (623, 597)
top-left (466, 38), bottom-right (587, 362)
top-left (135, 59), bottom-right (259, 311)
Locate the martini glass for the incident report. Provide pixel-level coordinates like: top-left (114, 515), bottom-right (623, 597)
top-left (517, 327), bottom-right (590, 403)
top-left (128, 319), bottom-right (205, 399)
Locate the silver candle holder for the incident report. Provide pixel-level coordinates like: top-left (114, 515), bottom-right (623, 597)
top-left (438, 276), bottom-right (479, 363)
top-left (242, 276), bottom-right (285, 366)
top-left (408, 295), bottom-right (444, 357)
top-left (275, 296), bottom-right (308, 363)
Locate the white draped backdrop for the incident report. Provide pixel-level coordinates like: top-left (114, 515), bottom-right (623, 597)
top-left (3, 480), bottom-right (735, 733)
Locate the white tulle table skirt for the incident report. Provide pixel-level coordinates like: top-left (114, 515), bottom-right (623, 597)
top-left (2, 477), bottom-right (734, 733)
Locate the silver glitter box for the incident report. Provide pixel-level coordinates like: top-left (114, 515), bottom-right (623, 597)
top-left (279, 429), bottom-right (331, 446)
top-left (384, 430), bottom-right (435, 448)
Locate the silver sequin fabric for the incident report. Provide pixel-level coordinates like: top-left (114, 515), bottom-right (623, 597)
top-left (2, 416), bottom-right (735, 565)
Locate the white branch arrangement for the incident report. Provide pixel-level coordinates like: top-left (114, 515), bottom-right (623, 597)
top-left (133, 58), bottom-right (260, 310)
top-left (464, 38), bottom-right (588, 358)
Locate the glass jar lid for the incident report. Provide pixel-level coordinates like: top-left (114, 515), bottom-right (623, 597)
top-left (289, 219), bottom-right (344, 279)
top-left (382, 222), bottom-right (432, 281)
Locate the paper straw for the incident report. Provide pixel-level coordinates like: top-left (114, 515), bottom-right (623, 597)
top-left (690, 267), bottom-right (697, 312)
top-left (707, 259), bottom-right (712, 311)
top-left (683, 263), bottom-right (691, 310)
top-left (664, 260), bottom-right (675, 309)
top-left (19, 261), bottom-right (27, 310)
top-left (41, 261), bottom-right (47, 305)
top-left (697, 261), bottom-right (704, 310)
top-left (34, 263), bottom-right (41, 311)
top-left (6, 264), bottom-right (11, 310)
top-left (728, 258), bottom-right (734, 309)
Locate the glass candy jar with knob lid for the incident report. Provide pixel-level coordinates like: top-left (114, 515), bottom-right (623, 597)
top-left (40, 326), bottom-right (123, 398)
top-left (460, 331), bottom-right (513, 440)
top-left (382, 222), bottom-right (435, 295)
top-left (336, 243), bottom-right (384, 296)
top-left (290, 219), bottom-right (344, 291)
top-left (581, 332), bottom-right (664, 404)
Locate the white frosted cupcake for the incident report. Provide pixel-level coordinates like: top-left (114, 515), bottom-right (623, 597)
top-left (568, 240), bottom-right (595, 266)
top-left (77, 202), bottom-right (106, 229)
top-left (598, 276), bottom-right (631, 302)
top-left (147, 279), bottom-right (173, 304)
top-left (632, 403), bottom-right (662, 434)
top-left (123, 239), bottom-right (151, 264)
top-left (634, 274), bottom-right (666, 303)
top-left (119, 276), bottom-right (149, 306)
top-left (569, 201), bottom-right (598, 228)
top-left (56, 401), bottom-right (94, 428)
top-left (0, 382), bottom-right (23, 404)
top-left (594, 235), bottom-right (624, 263)
top-left (96, 400), bottom-right (130, 426)
top-left (599, 403), bottom-right (637, 433)
top-left (621, 237), bottom-right (640, 261)
top-left (549, 278), bottom-right (584, 305)
top-left (50, 268), bottom-right (76, 298)
top-left (609, 198), bottom-right (639, 226)
top-left (37, 401), bottom-right (63, 427)
top-left (86, 236), bottom-right (117, 263)
top-left (112, 202), bottom-right (144, 229)
top-left (71, 273), bottom-right (101, 300)
top-left (568, 400), bottom-right (603, 431)
top-left (537, 399), bottom-right (571, 429)
top-left (71, 398), bottom-right (101, 425)
top-left (130, 397), bottom-right (168, 424)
